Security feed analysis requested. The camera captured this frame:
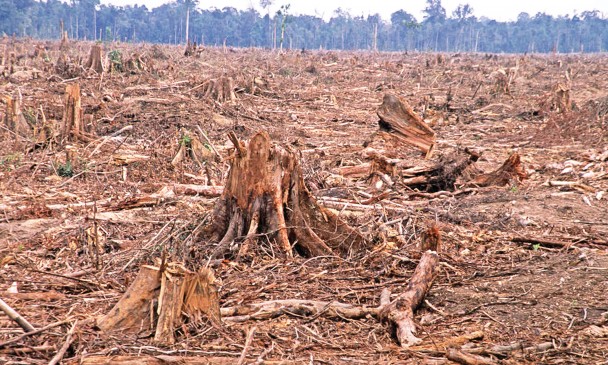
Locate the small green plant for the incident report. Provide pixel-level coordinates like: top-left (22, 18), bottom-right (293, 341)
top-left (532, 243), bottom-right (540, 251)
top-left (108, 50), bottom-right (123, 72)
top-left (56, 161), bottom-right (74, 177)
top-left (180, 134), bottom-right (192, 146)
top-left (509, 184), bottom-right (519, 193)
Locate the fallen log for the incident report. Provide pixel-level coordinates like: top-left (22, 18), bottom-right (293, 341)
top-left (409, 331), bottom-right (485, 352)
top-left (378, 250), bottom-right (440, 347)
top-left (221, 299), bottom-right (380, 322)
top-left (398, 149), bottom-right (480, 192)
top-left (446, 348), bottom-right (496, 365)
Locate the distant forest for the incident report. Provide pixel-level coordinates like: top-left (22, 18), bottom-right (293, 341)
top-left (2, 0), bottom-right (607, 53)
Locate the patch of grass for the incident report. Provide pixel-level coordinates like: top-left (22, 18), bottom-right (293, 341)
top-left (278, 67), bottom-right (293, 77)
top-left (1, 153), bottom-right (22, 171)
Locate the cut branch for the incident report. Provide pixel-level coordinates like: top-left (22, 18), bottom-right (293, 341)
top-left (0, 297), bottom-right (36, 333)
top-left (378, 250), bottom-right (440, 347)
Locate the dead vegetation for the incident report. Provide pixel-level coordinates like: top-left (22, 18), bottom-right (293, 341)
top-left (0, 39), bottom-right (607, 364)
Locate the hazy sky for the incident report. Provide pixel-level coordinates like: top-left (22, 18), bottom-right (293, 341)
top-left (101, 0), bottom-right (607, 22)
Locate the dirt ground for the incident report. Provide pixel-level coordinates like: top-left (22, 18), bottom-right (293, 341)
top-left (0, 40), bottom-right (607, 364)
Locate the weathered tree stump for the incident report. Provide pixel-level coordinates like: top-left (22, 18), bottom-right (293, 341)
top-left (539, 82), bottom-right (571, 115)
top-left (184, 41), bottom-right (197, 57)
top-left (198, 77), bottom-right (236, 103)
top-left (60, 83), bottom-right (94, 142)
top-left (3, 95), bottom-right (31, 137)
top-left (84, 44), bottom-right (104, 73)
top-left (211, 131), bottom-right (365, 259)
top-left (97, 264), bottom-right (220, 345)
top-left (375, 94), bottom-right (437, 158)
top-left (468, 153), bottom-right (526, 187)
top-left (96, 265), bottom-right (160, 333)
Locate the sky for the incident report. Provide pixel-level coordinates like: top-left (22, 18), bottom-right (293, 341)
top-left (101, 0), bottom-right (607, 22)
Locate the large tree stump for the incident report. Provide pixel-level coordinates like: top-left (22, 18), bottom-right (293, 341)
top-left (375, 94), bottom-right (437, 158)
top-left (84, 44), bottom-right (104, 73)
top-left (211, 131), bottom-right (365, 259)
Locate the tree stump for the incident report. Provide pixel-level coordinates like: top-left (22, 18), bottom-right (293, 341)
top-left (211, 131), bottom-right (365, 259)
top-left (468, 153), bottom-right (527, 187)
top-left (60, 83), bottom-right (94, 142)
top-left (375, 94), bottom-right (437, 158)
top-left (97, 264), bottom-right (220, 345)
top-left (96, 265), bottom-right (160, 333)
top-left (198, 77), bottom-right (236, 103)
top-left (84, 44), bottom-right (104, 74)
top-left (3, 95), bottom-right (31, 137)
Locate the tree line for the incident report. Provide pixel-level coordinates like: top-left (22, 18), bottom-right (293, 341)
top-left (1, 0), bottom-right (607, 53)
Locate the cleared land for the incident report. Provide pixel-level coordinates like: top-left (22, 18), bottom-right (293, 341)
top-left (1, 40), bottom-right (607, 364)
